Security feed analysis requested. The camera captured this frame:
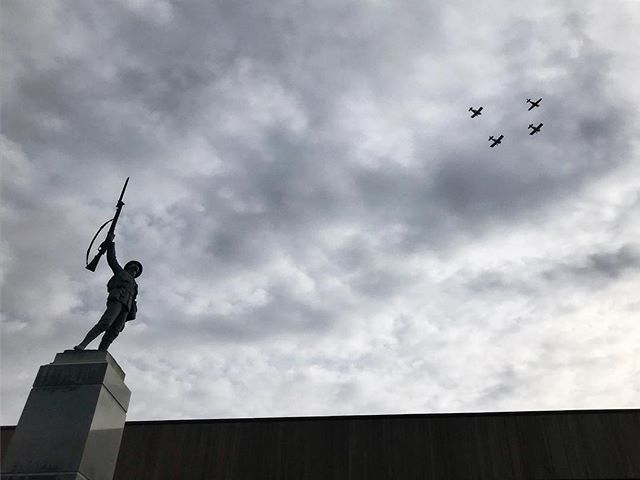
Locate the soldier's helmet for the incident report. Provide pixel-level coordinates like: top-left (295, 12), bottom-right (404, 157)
top-left (124, 260), bottom-right (143, 277)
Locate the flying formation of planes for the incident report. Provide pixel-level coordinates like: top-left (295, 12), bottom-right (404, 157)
top-left (528, 123), bottom-right (543, 135)
top-left (469, 98), bottom-right (544, 147)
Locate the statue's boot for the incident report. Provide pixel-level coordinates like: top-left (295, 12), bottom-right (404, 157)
top-left (74, 325), bottom-right (104, 351)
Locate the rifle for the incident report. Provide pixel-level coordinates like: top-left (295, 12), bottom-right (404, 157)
top-left (85, 177), bottom-right (130, 272)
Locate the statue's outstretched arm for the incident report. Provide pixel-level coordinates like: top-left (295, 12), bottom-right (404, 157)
top-left (105, 239), bottom-right (123, 275)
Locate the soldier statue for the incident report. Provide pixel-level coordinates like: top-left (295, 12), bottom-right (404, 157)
top-left (74, 232), bottom-right (142, 351)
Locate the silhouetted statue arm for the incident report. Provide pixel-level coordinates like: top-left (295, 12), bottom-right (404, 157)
top-left (103, 235), bottom-right (124, 275)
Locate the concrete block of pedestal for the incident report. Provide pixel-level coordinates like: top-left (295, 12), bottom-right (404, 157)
top-left (1, 350), bottom-right (131, 480)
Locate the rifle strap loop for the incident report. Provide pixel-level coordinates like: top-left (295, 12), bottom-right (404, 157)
top-left (85, 218), bottom-right (114, 266)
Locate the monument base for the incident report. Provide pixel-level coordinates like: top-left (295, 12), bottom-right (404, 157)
top-left (1, 351), bottom-right (131, 480)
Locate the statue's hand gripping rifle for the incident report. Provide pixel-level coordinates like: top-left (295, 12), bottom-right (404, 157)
top-left (85, 177), bottom-right (129, 272)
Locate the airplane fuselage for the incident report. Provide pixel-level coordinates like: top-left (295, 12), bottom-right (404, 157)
top-left (469, 107), bottom-right (483, 118)
top-left (488, 135), bottom-right (504, 147)
top-left (526, 98), bottom-right (542, 111)
top-left (528, 123), bottom-right (543, 135)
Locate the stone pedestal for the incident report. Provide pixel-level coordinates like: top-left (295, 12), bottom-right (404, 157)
top-left (1, 350), bottom-right (131, 480)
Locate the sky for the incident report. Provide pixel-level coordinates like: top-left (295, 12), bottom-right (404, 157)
top-left (1, 0), bottom-right (639, 424)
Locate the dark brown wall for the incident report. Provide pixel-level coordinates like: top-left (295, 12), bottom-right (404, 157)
top-left (3, 410), bottom-right (640, 479)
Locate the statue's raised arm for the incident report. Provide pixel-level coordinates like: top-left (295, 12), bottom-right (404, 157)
top-left (105, 235), bottom-right (124, 275)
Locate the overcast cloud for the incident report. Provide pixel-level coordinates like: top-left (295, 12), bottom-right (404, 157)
top-left (2, 0), bottom-right (639, 423)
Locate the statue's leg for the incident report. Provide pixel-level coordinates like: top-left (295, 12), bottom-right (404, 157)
top-left (74, 301), bottom-right (123, 350)
top-left (97, 309), bottom-right (128, 351)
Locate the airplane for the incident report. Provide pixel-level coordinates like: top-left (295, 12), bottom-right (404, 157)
top-left (526, 98), bottom-right (542, 111)
top-left (528, 123), bottom-right (543, 135)
top-left (468, 107), bottom-right (483, 118)
top-left (488, 135), bottom-right (504, 147)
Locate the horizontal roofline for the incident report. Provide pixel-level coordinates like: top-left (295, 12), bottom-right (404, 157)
top-left (4, 407), bottom-right (638, 429)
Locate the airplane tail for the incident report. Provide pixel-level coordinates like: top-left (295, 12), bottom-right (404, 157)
top-left (488, 136), bottom-right (494, 141)
top-left (529, 124), bottom-right (533, 128)
top-left (526, 98), bottom-right (531, 102)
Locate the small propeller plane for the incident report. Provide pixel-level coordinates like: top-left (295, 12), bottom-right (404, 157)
top-left (468, 107), bottom-right (483, 118)
top-left (526, 98), bottom-right (542, 111)
top-left (528, 123), bottom-right (543, 135)
top-left (488, 135), bottom-right (504, 147)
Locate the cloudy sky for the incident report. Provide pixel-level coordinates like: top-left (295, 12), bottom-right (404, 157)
top-left (2, 0), bottom-right (639, 424)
